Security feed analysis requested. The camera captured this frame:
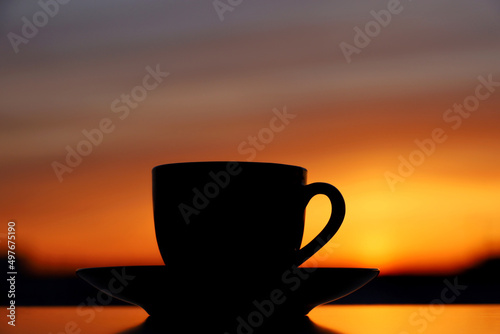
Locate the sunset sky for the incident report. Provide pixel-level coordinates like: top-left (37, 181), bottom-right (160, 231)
top-left (1, 0), bottom-right (500, 276)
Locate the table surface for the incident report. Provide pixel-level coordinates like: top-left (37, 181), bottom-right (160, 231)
top-left (2, 305), bottom-right (500, 334)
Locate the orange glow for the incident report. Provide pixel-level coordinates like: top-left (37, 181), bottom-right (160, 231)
top-left (3, 112), bottom-right (500, 276)
top-left (309, 305), bottom-right (500, 334)
top-left (7, 140), bottom-right (500, 276)
top-left (8, 305), bottom-right (500, 333)
top-left (4, 307), bottom-right (147, 334)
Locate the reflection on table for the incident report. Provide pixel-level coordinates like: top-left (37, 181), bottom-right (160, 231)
top-left (4, 305), bottom-right (500, 334)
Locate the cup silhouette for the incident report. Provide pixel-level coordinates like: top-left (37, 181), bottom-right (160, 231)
top-left (152, 161), bottom-right (345, 321)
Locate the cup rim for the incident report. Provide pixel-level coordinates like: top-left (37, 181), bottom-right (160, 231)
top-left (152, 161), bottom-right (307, 172)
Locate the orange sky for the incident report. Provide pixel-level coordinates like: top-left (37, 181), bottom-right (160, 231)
top-left (1, 1), bottom-right (500, 276)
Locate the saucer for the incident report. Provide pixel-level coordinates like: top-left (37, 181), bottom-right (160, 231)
top-left (77, 266), bottom-right (379, 317)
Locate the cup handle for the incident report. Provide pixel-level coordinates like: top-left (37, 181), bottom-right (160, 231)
top-left (295, 182), bottom-right (346, 266)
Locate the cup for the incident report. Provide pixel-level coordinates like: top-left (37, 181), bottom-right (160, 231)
top-left (152, 161), bottom-right (345, 279)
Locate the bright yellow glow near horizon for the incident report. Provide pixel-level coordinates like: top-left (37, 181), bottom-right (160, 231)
top-left (300, 154), bottom-right (499, 275)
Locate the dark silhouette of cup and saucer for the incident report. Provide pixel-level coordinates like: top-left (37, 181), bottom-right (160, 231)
top-left (77, 162), bottom-right (379, 332)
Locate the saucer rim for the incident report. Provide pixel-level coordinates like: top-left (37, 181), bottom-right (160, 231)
top-left (76, 265), bottom-right (380, 272)
top-left (76, 265), bottom-right (379, 317)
